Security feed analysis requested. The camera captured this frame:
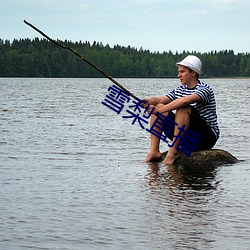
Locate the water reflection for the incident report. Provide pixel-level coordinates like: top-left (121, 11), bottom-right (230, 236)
top-left (144, 162), bottom-right (220, 249)
top-left (147, 162), bottom-right (219, 191)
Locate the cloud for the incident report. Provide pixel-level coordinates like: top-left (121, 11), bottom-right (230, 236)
top-left (79, 3), bottom-right (89, 10)
top-left (134, 0), bottom-right (168, 5)
top-left (206, 0), bottom-right (237, 4)
top-left (1, 0), bottom-right (250, 53)
top-left (198, 0), bottom-right (250, 10)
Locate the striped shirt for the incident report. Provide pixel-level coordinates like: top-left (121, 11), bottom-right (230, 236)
top-left (166, 80), bottom-right (220, 139)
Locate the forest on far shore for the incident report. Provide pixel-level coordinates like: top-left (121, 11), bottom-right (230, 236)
top-left (0, 38), bottom-right (250, 78)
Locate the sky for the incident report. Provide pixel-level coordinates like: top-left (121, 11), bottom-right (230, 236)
top-left (1, 0), bottom-right (250, 53)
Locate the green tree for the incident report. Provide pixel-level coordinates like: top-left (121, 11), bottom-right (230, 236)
top-left (244, 56), bottom-right (250, 76)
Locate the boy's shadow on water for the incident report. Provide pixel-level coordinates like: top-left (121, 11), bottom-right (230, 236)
top-left (146, 161), bottom-right (221, 191)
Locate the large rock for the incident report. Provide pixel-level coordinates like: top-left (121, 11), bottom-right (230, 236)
top-left (161, 148), bottom-right (238, 166)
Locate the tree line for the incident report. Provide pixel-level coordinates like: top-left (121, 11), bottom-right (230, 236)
top-left (0, 38), bottom-right (250, 78)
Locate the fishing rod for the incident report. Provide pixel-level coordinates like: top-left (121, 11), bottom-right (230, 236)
top-left (23, 20), bottom-right (139, 100)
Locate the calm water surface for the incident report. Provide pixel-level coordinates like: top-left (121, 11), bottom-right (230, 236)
top-left (0, 78), bottom-right (250, 250)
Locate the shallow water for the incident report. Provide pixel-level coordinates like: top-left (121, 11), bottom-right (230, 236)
top-left (0, 78), bottom-right (250, 249)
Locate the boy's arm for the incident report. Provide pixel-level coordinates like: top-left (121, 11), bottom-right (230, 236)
top-left (158, 94), bottom-right (201, 114)
top-left (142, 95), bottom-right (171, 106)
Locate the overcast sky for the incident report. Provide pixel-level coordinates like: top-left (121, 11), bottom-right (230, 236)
top-left (1, 0), bottom-right (249, 53)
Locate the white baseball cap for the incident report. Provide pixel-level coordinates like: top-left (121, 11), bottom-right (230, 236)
top-left (176, 55), bottom-right (202, 75)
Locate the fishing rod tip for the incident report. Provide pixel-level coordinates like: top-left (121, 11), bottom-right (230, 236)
top-left (23, 20), bottom-right (30, 25)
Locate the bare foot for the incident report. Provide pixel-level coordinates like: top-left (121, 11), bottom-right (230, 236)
top-left (144, 150), bottom-right (162, 162)
top-left (163, 150), bottom-right (179, 165)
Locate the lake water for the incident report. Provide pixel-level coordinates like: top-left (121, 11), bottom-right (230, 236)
top-left (1, 78), bottom-right (250, 250)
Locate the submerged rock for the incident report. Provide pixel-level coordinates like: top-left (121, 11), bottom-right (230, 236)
top-left (161, 149), bottom-right (238, 166)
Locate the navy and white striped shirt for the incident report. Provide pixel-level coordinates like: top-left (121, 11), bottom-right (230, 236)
top-left (166, 80), bottom-right (220, 139)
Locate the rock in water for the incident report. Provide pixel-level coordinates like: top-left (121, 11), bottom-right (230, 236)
top-left (161, 149), bottom-right (238, 166)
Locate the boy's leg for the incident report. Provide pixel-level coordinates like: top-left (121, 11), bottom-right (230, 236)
top-left (188, 107), bottom-right (217, 150)
top-left (163, 106), bottom-right (191, 164)
top-left (144, 104), bottom-right (168, 162)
